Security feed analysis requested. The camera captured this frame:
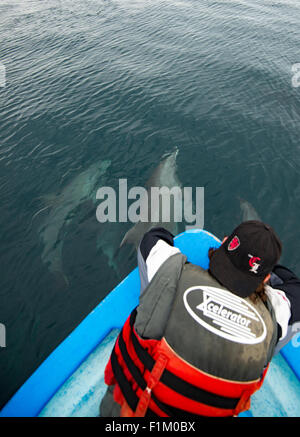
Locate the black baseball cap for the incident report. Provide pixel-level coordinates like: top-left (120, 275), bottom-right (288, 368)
top-left (209, 220), bottom-right (282, 298)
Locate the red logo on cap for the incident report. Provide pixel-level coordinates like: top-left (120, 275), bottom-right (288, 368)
top-left (228, 236), bottom-right (240, 251)
top-left (248, 255), bottom-right (261, 274)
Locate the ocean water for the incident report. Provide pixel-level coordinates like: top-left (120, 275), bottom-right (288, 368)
top-left (0, 0), bottom-right (300, 410)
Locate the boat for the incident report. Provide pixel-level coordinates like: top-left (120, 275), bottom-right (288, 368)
top-left (1, 229), bottom-right (300, 417)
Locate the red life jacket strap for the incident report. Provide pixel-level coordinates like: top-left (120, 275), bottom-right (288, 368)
top-left (134, 354), bottom-right (169, 417)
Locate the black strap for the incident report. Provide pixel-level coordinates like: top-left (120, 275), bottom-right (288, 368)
top-left (118, 329), bottom-right (146, 391)
top-left (110, 342), bottom-right (138, 412)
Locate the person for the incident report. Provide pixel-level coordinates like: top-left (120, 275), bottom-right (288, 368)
top-left (100, 220), bottom-right (299, 417)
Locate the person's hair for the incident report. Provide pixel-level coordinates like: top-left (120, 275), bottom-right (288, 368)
top-left (208, 248), bottom-right (268, 303)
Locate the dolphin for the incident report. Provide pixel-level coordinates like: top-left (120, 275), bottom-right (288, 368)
top-left (37, 160), bottom-right (111, 285)
top-left (238, 197), bottom-right (262, 222)
top-left (119, 148), bottom-right (182, 250)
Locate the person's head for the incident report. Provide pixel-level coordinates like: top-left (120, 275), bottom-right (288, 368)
top-left (208, 220), bottom-right (282, 300)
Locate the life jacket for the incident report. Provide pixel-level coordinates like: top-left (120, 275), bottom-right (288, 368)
top-left (104, 262), bottom-right (276, 417)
